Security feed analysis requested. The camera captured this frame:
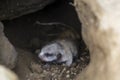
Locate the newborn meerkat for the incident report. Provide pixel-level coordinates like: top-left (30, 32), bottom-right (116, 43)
top-left (37, 25), bottom-right (80, 66)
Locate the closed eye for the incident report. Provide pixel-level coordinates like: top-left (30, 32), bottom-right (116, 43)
top-left (45, 53), bottom-right (54, 57)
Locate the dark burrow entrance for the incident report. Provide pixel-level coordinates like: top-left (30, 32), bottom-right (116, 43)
top-left (2, 0), bottom-right (90, 80)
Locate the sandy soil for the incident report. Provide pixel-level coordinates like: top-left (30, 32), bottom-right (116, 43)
top-left (3, 0), bottom-right (90, 80)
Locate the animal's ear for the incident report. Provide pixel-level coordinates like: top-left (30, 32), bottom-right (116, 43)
top-left (57, 53), bottom-right (62, 60)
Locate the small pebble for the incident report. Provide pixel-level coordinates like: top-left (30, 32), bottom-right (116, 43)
top-left (66, 74), bottom-right (70, 78)
top-left (80, 57), bottom-right (84, 61)
top-left (66, 70), bottom-right (70, 74)
top-left (51, 73), bottom-right (55, 76)
top-left (43, 70), bottom-right (47, 73)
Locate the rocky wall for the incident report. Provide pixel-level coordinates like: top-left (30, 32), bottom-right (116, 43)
top-left (75, 0), bottom-right (120, 80)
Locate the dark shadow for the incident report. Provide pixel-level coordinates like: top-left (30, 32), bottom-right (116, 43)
top-left (3, 0), bottom-right (83, 48)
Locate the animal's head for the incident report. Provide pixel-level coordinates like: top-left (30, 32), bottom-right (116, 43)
top-left (38, 42), bottom-right (64, 62)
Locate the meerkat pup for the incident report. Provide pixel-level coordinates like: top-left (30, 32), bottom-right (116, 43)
top-left (37, 25), bottom-right (80, 66)
top-left (39, 39), bottom-right (77, 66)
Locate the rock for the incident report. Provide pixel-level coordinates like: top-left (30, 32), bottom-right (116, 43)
top-left (75, 0), bottom-right (120, 80)
top-left (0, 0), bottom-right (55, 20)
top-left (0, 65), bottom-right (19, 80)
top-left (0, 22), bottom-right (18, 69)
